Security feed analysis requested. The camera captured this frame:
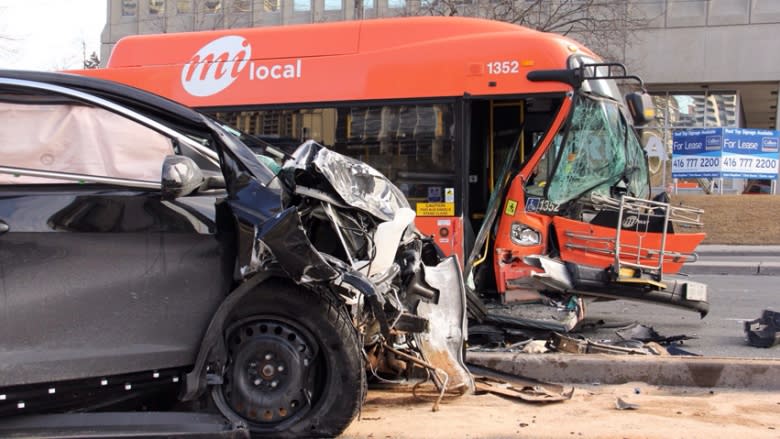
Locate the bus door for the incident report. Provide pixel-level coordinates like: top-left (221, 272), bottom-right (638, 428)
top-left (466, 99), bottom-right (526, 292)
top-left (466, 95), bottom-right (567, 300)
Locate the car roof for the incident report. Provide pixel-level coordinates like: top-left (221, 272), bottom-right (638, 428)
top-left (0, 69), bottom-right (208, 131)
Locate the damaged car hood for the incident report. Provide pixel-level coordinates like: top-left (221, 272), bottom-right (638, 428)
top-left (279, 140), bottom-right (410, 222)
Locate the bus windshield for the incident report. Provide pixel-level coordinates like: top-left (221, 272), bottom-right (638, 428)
top-left (546, 94), bottom-right (648, 204)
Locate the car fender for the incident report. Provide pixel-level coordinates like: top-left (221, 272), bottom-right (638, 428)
top-left (180, 271), bottom-right (274, 401)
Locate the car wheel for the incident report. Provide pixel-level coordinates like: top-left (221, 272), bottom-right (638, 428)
top-left (211, 280), bottom-right (365, 438)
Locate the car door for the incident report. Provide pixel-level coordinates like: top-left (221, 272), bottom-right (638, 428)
top-left (0, 80), bottom-right (230, 386)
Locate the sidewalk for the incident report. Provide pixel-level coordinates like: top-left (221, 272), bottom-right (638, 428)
top-left (683, 245), bottom-right (780, 275)
top-left (467, 353), bottom-right (780, 390)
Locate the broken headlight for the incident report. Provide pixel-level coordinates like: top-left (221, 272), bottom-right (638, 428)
top-left (510, 223), bottom-right (540, 246)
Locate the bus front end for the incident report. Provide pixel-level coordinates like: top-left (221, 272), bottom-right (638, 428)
top-left (471, 61), bottom-right (709, 331)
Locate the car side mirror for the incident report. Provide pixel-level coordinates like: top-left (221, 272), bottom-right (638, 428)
top-left (201, 170), bottom-right (226, 191)
top-left (625, 91), bottom-right (656, 126)
top-left (161, 155), bottom-right (204, 199)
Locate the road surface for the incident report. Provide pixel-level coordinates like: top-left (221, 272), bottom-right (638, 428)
top-left (581, 274), bottom-right (780, 358)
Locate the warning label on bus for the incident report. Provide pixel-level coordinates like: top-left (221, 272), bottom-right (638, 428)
top-left (416, 202), bottom-right (455, 217)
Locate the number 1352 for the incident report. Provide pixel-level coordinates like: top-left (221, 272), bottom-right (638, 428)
top-left (487, 60), bottom-right (519, 74)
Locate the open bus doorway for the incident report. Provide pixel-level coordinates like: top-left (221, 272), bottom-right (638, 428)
top-left (466, 96), bottom-right (564, 297)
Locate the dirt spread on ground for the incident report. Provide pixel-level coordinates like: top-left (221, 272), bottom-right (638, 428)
top-left (671, 195), bottom-right (780, 244)
top-left (340, 195), bottom-right (779, 439)
top-left (341, 383), bottom-right (780, 438)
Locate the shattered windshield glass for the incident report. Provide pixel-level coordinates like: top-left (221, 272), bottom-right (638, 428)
top-left (546, 95), bottom-right (648, 204)
top-left (623, 115), bottom-right (650, 200)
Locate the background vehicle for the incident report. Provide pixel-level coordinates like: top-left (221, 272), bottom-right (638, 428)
top-left (743, 178), bottom-right (772, 194)
top-left (0, 70), bottom-right (470, 437)
top-left (73, 16), bottom-right (709, 330)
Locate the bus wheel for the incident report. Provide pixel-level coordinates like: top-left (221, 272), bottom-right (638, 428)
top-left (211, 282), bottom-right (365, 438)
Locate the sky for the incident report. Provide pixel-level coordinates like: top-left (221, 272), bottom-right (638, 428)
top-left (0, 0), bottom-right (106, 71)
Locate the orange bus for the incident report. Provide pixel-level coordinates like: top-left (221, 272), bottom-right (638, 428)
top-left (75, 16), bottom-right (709, 328)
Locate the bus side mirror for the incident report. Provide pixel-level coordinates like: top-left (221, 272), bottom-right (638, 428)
top-left (625, 92), bottom-right (656, 126)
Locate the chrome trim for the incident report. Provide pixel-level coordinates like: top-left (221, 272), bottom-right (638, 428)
top-left (0, 165), bottom-right (161, 190)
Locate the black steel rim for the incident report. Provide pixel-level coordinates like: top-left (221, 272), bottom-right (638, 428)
top-left (222, 316), bottom-right (323, 428)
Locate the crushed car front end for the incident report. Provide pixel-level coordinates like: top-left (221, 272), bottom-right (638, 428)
top-left (0, 70), bottom-right (471, 438)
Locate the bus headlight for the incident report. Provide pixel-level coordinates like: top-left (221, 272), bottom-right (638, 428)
top-left (510, 223), bottom-right (540, 246)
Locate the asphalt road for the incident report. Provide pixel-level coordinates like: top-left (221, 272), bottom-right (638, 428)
top-left (579, 274), bottom-right (780, 358)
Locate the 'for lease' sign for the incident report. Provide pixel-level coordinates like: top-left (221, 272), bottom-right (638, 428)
top-left (672, 128), bottom-right (780, 180)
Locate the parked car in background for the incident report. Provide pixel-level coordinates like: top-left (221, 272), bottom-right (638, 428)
top-left (743, 179), bottom-right (772, 194)
top-left (0, 70), bottom-right (471, 438)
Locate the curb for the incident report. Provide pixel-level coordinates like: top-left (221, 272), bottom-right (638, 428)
top-left (682, 245), bottom-right (780, 275)
top-left (681, 261), bottom-right (780, 276)
top-left (696, 245), bottom-right (780, 257)
top-left (466, 352), bottom-right (780, 390)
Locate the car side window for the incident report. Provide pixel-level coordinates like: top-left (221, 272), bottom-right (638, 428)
top-left (0, 100), bottom-right (174, 185)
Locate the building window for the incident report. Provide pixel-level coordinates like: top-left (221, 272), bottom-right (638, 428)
top-left (204, 0), bottom-right (222, 13)
top-left (387, 0), bottom-right (405, 8)
top-left (122, 0), bottom-right (138, 16)
top-left (324, 0), bottom-right (342, 10)
top-left (263, 0), bottom-right (279, 12)
top-left (648, 90), bottom-right (740, 188)
top-left (293, 0), bottom-right (311, 12)
top-left (233, 0), bottom-right (251, 12)
top-left (707, 93), bottom-right (738, 127)
top-left (363, 0), bottom-right (374, 8)
top-left (670, 93), bottom-right (706, 128)
top-left (149, 0), bottom-right (165, 14)
top-left (176, 0), bottom-right (192, 13)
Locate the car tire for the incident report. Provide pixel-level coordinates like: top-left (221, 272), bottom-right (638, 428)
top-left (211, 280), bottom-right (365, 438)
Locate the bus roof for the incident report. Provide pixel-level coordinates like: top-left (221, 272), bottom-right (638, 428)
top-left (74, 17), bottom-right (591, 108)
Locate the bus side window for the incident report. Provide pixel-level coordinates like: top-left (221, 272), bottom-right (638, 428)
top-left (208, 103), bottom-right (458, 212)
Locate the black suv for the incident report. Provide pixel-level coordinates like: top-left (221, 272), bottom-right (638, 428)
top-left (0, 71), bottom-right (471, 437)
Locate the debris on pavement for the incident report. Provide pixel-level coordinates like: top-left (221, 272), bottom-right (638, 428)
top-left (664, 344), bottom-right (701, 356)
top-left (615, 322), bottom-right (695, 345)
top-left (522, 340), bottom-right (550, 354)
top-left (744, 309), bottom-right (780, 348)
top-left (467, 324), bottom-right (539, 348)
top-left (474, 376), bottom-right (574, 403)
top-left (548, 332), bottom-right (665, 355)
top-left (467, 321), bottom-right (701, 357)
top-left (615, 397), bottom-right (640, 410)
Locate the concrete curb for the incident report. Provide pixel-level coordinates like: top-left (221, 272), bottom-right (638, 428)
top-left (682, 245), bottom-right (780, 275)
top-left (681, 261), bottom-right (780, 275)
top-left (467, 352), bottom-right (780, 390)
top-left (696, 245), bottom-right (780, 257)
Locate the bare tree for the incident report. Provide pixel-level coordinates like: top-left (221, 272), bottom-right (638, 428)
top-left (0, 34), bottom-right (14, 56)
top-left (407, 0), bottom-right (652, 63)
top-left (0, 6), bottom-right (17, 58)
top-left (83, 51), bottom-right (101, 69)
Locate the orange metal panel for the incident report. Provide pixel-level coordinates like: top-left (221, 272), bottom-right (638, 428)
top-left (414, 216), bottom-right (464, 268)
top-left (553, 216), bottom-right (706, 274)
top-left (71, 17), bottom-right (583, 108)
